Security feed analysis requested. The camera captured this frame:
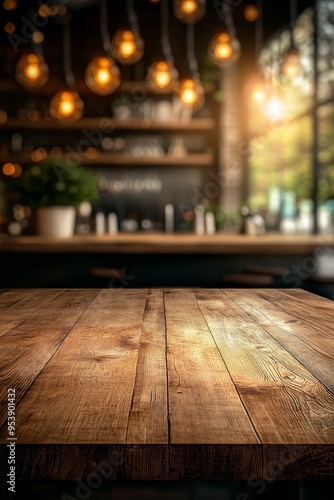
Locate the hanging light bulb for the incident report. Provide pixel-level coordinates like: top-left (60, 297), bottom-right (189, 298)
top-left (85, 56), bottom-right (121, 95)
top-left (85, 1), bottom-right (121, 95)
top-left (208, 1), bottom-right (240, 68)
top-left (49, 90), bottom-right (84, 123)
top-left (147, 59), bottom-right (178, 92)
top-left (244, 4), bottom-right (260, 22)
top-left (282, 46), bottom-right (301, 78)
top-left (147, 0), bottom-right (178, 92)
top-left (15, 53), bottom-right (49, 89)
top-left (174, 0), bottom-right (206, 23)
top-left (111, 29), bottom-right (144, 65)
top-left (208, 31), bottom-right (241, 68)
top-left (49, 21), bottom-right (84, 123)
top-left (281, 0), bottom-right (301, 79)
top-left (178, 77), bottom-right (204, 110)
top-left (249, 76), bottom-right (269, 105)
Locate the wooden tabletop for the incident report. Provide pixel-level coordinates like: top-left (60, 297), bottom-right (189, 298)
top-left (1, 233), bottom-right (333, 254)
top-left (0, 288), bottom-right (333, 481)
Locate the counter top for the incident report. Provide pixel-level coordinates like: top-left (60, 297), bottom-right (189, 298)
top-left (1, 233), bottom-right (333, 254)
top-left (0, 288), bottom-right (333, 480)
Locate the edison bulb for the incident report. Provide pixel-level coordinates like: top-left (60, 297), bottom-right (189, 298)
top-left (178, 78), bottom-right (205, 110)
top-left (244, 4), bottom-right (260, 22)
top-left (111, 29), bottom-right (144, 65)
top-left (146, 60), bottom-right (178, 92)
top-left (282, 47), bottom-right (301, 78)
top-left (208, 31), bottom-right (241, 68)
top-left (49, 90), bottom-right (84, 123)
top-left (85, 56), bottom-right (121, 95)
top-left (174, 0), bottom-right (206, 23)
top-left (245, 75), bottom-right (270, 107)
top-left (15, 53), bottom-right (49, 89)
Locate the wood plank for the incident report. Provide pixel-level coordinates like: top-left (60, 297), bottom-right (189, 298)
top-left (126, 289), bottom-right (168, 444)
top-left (14, 444), bottom-right (169, 480)
top-left (170, 445), bottom-right (262, 480)
top-left (0, 289), bottom-right (66, 337)
top-left (0, 289), bottom-right (38, 309)
top-left (2, 152), bottom-right (214, 167)
top-left (226, 289), bottom-right (334, 394)
top-left (194, 289), bottom-right (334, 444)
top-left (12, 289), bottom-right (157, 444)
top-left (263, 444), bottom-right (334, 480)
top-left (164, 289), bottom-right (259, 445)
top-left (1, 117), bottom-right (215, 131)
top-left (0, 289), bottom-right (100, 435)
top-left (257, 289), bottom-right (334, 337)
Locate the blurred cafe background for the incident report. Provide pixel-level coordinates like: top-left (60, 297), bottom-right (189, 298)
top-left (0, 0), bottom-right (334, 295)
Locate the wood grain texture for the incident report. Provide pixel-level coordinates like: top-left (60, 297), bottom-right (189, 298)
top-left (169, 445), bottom-right (262, 480)
top-left (0, 289), bottom-right (65, 337)
top-left (256, 289), bottom-right (334, 339)
top-left (226, 289), bottom-right (334, 394)
top-left (14, 445), bottom-right (169, 480)
top-left (196, 290), bottom-right (334, 445)
top-left (0, 234), bottom-right (332, 254)
top-left (263, 444), bottom-right (334, 480)
top-left (126, 289), bottom-right (168, 444)
top-left (11, 289), bottom-right (149, 443)
top-left (164, 289), bottom-right (259, 445)
top-left (0, 289), bottom-right (99, 432)
top-left (0, 288), bottom-right (333, 480)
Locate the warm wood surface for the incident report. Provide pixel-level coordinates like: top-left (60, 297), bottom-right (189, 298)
top-left (1, 233), bottom-right (333, 254)
top-left (0, 288), bottom-right (333, 480)
top-left (0, 152), bottom-right (214, 167)
top-left (0, 117), bottom-right (215, 131)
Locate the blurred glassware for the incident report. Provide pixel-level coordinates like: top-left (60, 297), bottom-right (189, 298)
top-left (121, 219), bottom-right (139, 232)
top-left (154, 101), bottom-right (172, 121)
top-left (112, 103), bottom-right (132, 120)
top-left (168, 136), bottom-right (187, 157)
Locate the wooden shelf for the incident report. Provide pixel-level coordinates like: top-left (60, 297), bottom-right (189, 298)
top-left (0, 79), bottom-right (217, 95)
top-left (0, 234), bottom-right (331, 254)
top-left (0, 117), bottom-right (215, 131)
top-left (0, 152), bottom-right (214, 167)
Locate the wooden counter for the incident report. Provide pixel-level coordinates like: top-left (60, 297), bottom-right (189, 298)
top-left (1, 233), bottom-right (333, 254)
top-left (0, 288), bottom-right (333, 480)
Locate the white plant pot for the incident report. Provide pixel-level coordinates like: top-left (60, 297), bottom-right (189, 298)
top-left (36, 206), bottom-right (76, 237)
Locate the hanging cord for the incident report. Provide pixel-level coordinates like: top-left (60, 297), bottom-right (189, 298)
top-left (221, 1), bottom-right (236, 37)
top-left (127, 0), bottom-right (140, 34)
top-left (161, 0), bottom-right (174, 64)
top-left (255, 0), bottom-right (263, 61)
top-left (31, 32), bottom-right (43, 57)
top-left (187, 23), bottom-right (199, 78)
top-left (290, 0), bottom-right (298, 46)
top-left (63, 20), bottom-right (75, 89)
top-left (100, 0), bottom-right (111, 54)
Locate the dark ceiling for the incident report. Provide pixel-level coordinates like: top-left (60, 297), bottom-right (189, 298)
top-left (0, 0), bottom-right (316, 82)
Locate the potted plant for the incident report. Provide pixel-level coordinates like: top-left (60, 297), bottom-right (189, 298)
top-left (8, 158), bottom-right (99, 237)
